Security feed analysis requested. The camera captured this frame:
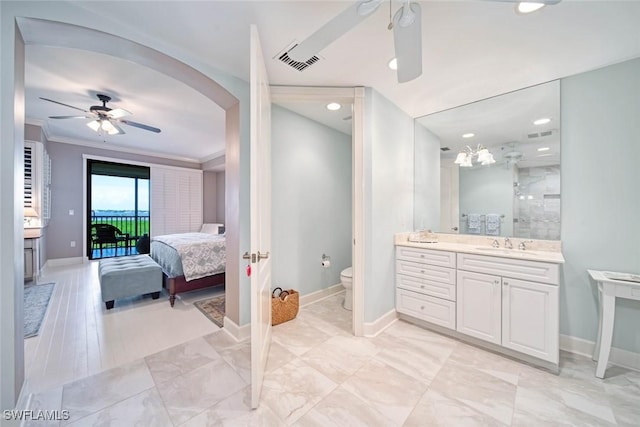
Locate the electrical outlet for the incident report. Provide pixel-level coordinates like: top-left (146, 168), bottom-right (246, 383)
top-left (70, 241), bottom-right (76, 247)
top-left (69, 209), bottom-right (74, 216)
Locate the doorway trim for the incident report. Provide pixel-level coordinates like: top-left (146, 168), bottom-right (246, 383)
top-left (270, 86), bottom-right (365, 336)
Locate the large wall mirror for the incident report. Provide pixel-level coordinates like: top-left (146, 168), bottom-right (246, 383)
top-left (414, 80), bottom-right (561, 240)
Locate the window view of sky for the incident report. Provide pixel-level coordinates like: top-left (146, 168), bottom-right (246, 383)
top-left (91, 175), bottom-right (149, 211)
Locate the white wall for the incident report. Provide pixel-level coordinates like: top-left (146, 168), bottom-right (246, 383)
top-left (271, 105), bottom-right (352, 296)
top-left (363, 88), bottom-right (415, 323)
top-left (0, 18), bottom-right (26, 411)
top-left (216, 171), bottom-right (225, 224)
top-left (561, 57), bottom-right (640, 353)
top-left (459, 164), bottom-right (514, 236)
top-left (414, 123), bottom-right (441, 231)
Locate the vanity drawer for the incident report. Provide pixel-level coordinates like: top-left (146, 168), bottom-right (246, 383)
top-left (396, 274), bottom-right (456, 301)
top-left (396, 288), bottom-right (456, 330)
top-left (457, 253), bottom-right (559, 285)
top-left (396, 246), bottom-right (456, 268)
top-left (396, 260), bottom-right (456, 284)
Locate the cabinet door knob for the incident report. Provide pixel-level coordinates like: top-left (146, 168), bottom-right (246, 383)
top-left (494, 280), bottom-right (500, 285)
top-left (421, 270), bottom-right (425, 274)
top-left (420, 306), bottom-right (425, 310)
top-left (420, 254), bottom-right (425, 258)
top-left (504, 281), bottom-right (509, 286)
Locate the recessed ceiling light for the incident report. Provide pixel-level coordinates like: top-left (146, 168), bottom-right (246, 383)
top-left (537, 147), bottom-right (550, 152)
top-left (516, 2), bottom-right (546, 14)
top-left (326, 102), bottom-right (341, 111)
top-left (388, 58), bottom-right (398, 71)
top-left (533, 117), bottom-right (552, 125)
top-left (462, 133), bottom-right (475, 138)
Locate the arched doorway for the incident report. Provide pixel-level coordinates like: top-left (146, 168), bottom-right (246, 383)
top-left (1, 15), bottom-right (243, 407)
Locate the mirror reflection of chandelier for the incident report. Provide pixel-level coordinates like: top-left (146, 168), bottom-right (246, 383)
top-left (454, 145), bottom-right (496, 167)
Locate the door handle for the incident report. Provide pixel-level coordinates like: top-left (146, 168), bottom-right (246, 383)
top-left (452, 227), bottom-right (458, 231)
top-left (242, 251), bottom-right (251, 260)
top-left (257, 251), bottom-right (270, 261)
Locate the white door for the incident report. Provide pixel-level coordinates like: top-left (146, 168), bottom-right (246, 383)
top-left (502, 278), bottom-right (559, 363)
top-left (250, 25), bottom-right (272, 409)
top-left (456, 270), bottom-right (502, 344)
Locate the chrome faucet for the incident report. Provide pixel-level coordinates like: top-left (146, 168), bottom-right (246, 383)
top-left (504, 237), bottom-right (513, 249)
top-left (518, 240), bottom-right (533, 251)
top-left (492, 239), bottom-right (500, 248)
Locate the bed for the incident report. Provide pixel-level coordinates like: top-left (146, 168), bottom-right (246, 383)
top-left (150, 224), bottom-right (226, 307)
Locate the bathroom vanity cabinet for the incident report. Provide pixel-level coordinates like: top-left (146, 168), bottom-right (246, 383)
top-left (396, 242), bottom-right (563, 367)
top-left (396, 246), bottom-right (456, 329)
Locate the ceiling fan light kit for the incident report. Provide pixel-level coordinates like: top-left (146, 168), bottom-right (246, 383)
top-left (40, 93), bottom-right (161, 135)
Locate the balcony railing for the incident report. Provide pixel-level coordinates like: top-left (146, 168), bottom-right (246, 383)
top-left (90, 214), bottom-right (149, 259)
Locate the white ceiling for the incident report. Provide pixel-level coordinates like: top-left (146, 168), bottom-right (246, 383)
top-left (275, 101), bottom-right (354, 135)
top-left (25, 45), bottom-right (225, 162)
top-left (23, 1), bottom-right (640, 163)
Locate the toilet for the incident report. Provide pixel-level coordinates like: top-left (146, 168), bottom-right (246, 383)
top-left (340, 267), bottom-right (353, 310)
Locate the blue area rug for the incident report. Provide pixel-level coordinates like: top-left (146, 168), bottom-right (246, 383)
top-left (24, 282), bottom-right (55, 338)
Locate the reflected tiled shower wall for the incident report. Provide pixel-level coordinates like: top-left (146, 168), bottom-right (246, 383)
top-left (514, 165), bottom-right (561, 240)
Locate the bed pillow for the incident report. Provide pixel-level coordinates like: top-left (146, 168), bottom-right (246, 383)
top-left (200, 223), bottom-right (223, 234)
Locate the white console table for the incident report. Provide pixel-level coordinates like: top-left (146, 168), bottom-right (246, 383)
top-left (589, 269), bottom-right (640, 378)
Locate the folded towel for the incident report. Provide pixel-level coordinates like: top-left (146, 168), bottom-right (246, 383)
top-left (467, 213), bottom-right (482, 234)
top-left (485, 214), bottom-right (501, 236)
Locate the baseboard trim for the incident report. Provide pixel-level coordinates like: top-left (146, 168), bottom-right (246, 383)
top-left (223, 316), bottom-right (250, 342)
top-left (363, 309), bottom-right (398, 338)
top-left (44, 257), bottom-right (83, 269)
top-left (560, 334), bottom-right (640, 372)
top-left (300, 283), bottom-right (344, 307)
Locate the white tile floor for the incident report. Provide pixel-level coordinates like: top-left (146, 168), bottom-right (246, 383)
top-left (24, 261), bottom-right (222, 395)
top-left (24, 263), bottom-right (640, 426)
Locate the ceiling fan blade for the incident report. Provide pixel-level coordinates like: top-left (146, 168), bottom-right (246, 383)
top-left (108, 108), bottom-right (132, 119)
top-left (287, 0), bottom-right (384, 62)
top-left (118, 119), bottom-right (161, 133)
top-left (393, 2), bottom-right (422, 83)
top-left (49, 115), bottom-right (92, 119)
top-left (39, 97), bottom-right (89, 112)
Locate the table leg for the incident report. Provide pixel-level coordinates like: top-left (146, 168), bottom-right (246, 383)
top-left (593, 283), bottom-right (603, 361)
top-left (595, 292), bottom-right (615, 379)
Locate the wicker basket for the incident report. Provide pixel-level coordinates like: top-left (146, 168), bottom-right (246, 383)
top-left (271, 288), bottom-right (299, 326)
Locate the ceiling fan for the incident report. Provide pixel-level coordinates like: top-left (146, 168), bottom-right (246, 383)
top-left (287, 0), bottom-right (561, 84)
top-left (40, 94), bottom-right (161, 135)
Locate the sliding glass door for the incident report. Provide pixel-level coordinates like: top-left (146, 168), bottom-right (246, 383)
top-left (87, 160), bottom-right (150, 259)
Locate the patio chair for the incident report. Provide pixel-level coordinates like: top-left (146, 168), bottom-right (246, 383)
top-left (91, 224), bottom-right (129, 258)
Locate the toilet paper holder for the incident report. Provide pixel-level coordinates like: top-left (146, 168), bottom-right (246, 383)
top-left (321, 253), bottom-right (331, 268)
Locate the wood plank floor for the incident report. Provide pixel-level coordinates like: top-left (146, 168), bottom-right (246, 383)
top-left (24, 260), bottom-right (222, 395)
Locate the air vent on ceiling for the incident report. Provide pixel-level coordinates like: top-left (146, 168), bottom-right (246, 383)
top-left (440, 147), bottom-right (451, 151)
top-left (528, 129), bottom-right (557, 139)
top-left (275, 43), bottom-right (320, 72)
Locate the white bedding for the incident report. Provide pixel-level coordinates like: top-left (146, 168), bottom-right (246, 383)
top-left (151, 232), bottom-right (225, 281)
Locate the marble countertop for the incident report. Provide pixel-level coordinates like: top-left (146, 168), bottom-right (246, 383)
top-left (395, 233), bottom-right (565, 264)
top-left (24, 227), bottom-right (43, 239)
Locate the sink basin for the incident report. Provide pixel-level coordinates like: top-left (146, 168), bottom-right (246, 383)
top-left (474, 247), bottom-right (541, 257)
